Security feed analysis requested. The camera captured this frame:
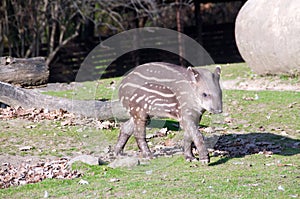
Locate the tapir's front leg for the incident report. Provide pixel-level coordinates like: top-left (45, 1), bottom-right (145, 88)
top-left (192, 130), bottom-right (209, 164)
top-left (181, 113), bottom-right (209, 164)
top-left (183, 133), bottom-right (196, 162)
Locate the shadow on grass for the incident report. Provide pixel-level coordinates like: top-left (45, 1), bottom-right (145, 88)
top-left (144, 119), bottom-right (300, 166)
top-left (210, 132), bottom-right (300, 166)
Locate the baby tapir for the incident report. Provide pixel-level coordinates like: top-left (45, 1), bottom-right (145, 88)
top-left (115, 62), bottom-right (222, 163)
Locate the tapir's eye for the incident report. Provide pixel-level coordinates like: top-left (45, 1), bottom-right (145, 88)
top-left (202, 93), bottom-right (208, 97)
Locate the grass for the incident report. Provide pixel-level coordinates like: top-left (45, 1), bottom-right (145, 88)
top-left (205, 63), bottom-right (253, 80)
top-left (42, 78), bottom-right (121, 101)
top-left (1, 155), bottom-right (299, 198)
top-left (0, 63), bottom-right (299, 198)
top-left (223, 90), bottom-right (299, 135)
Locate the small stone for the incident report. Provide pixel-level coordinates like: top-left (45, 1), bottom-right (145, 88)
top-left (109, 178), bottom-right (120, 182)
top-left (68, 155), bottom-right (100, 166)
top-left (78, 179), bottom-right (89, 185)
top-left (108, 157), bottom-right (140, 168)
top-left (19, 146), bottom-right (33, 151)
top-left (44, 191), bottom-right (49, 198)
top-left (289, 194), bottom-right (299, 198)
top-left (145, 170), bottom-right (153, 175)
top-left (278, 185), bottom-right (284, 191)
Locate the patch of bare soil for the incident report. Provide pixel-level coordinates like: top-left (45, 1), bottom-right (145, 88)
top-left (222, 77), bottom-right (300, 91)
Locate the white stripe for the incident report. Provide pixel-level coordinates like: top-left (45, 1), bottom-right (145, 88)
top-left (175, 80), bottom-right (189, 84)
top-left (145, 95), bottom-right (156, 101)
top-left (121, 83), bottom-right (176, 98)
top-left (150, 98), bottom-right (163, 104)
top-left (135, 94), bottom-right (146, 103)
top-left (129, 93), bottom-right (138, 101)
top-left (154, 102), bottom-right (177, 107)
top-left (153, 63), bottom-right (181, 73)
top-left (132, 71), bottom-right (176, 83)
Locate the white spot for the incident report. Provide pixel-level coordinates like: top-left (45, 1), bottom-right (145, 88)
top-left (144, 103), bottom-right (148, 109)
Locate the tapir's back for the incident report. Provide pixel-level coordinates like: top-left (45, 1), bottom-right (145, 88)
top-left (118, 62), bottom-right (222, 119)
top-left (119, 62), bottom-right (193, 107)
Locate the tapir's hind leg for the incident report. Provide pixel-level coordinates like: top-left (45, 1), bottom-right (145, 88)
top-left (133, 118), bottom-right (152, 158)
top-left (115, 117), bottom-right (134, 155)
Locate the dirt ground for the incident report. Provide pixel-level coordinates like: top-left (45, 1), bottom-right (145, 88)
top-left (222, 78), bottom-right (300, 92)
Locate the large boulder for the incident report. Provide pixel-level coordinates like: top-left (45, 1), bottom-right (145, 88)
top-left (235, 0), bottom-right (300, 75)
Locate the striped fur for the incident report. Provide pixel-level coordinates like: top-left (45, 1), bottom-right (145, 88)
top-left (115, 62), bottom-right (222, 163)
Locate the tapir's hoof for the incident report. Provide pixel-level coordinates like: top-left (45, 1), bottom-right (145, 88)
top-left (114, 148), bottom-right (125, 157)
top-left (140, 150), bottom-right (153, 159)
top-left (199, 158), bottom-right (210, 165)
top-left (185, 155), bottom-right (197, 162)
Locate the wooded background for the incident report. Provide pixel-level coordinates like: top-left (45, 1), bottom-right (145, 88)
top-left (0, 0), bottom-right (245, 82)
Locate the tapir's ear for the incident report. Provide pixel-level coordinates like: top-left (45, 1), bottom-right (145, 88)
top-left (187, 67), bottom-right (199, 83)
top-left (214, 66), bottom-right (221, 80)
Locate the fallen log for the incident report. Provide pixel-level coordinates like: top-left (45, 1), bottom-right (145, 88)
top-left (0, 81), bottom-right (129, 120)
top-left (0, 57), bottom-right (49, 86)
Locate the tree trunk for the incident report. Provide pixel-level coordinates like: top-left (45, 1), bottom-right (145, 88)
top-left (176, 0), bottom-right (184, 65)
top-left (0, 57), bottom-right (49, 87)
top-left (194, 0), bottom-right (202, 45)
top-left (0, 81), bottom-right (129, 121)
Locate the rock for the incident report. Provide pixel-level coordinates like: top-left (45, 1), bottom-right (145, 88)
top-left (109, 178), bottom-right (120, 182)
top-left (68, 155), bottom-right (100, 166)
top-left (235, 0), bottom-right (300, 75)
top-left (19, 146), bottom-right (34, 151)
top-left (78, 179), bottom-right (89, 185)
top-left (108, 157), bottom-right (140, 168)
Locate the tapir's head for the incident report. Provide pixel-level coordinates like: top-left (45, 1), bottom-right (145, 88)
top-left (187, 66), bottom-right (223, 114)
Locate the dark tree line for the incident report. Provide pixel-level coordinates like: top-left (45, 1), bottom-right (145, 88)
top-left (0, 0), bottom-right (165, 65)
top-left (0, 0), bottom-right (243, 66)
